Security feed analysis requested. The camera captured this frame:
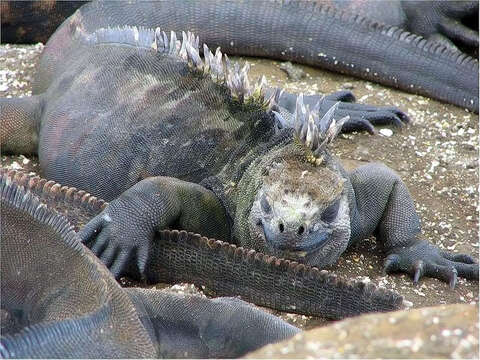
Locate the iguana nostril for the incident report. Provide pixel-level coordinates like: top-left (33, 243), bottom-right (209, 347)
top-left (298, 225), bottom-right (305, 235)
top-left (279, 223), bottom-right (284, 233)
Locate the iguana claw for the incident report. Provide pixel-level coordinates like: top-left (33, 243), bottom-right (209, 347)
top-left (412, 260), bottom-right (425, 285)
top-left (383, 253), bottom-right (401, 273)
top-left (384, 240), bottom-right (478, 288)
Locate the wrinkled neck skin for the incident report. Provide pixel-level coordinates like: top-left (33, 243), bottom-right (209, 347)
top-left (228, 141), bottom-right (352, 269)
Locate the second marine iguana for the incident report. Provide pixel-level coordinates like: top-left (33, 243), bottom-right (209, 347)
top-left (33, 0), bottom-right (479, 112)
top-left (3, 0), bottom-right (477, 51)
top-left (0, 172), bottom-right (302, 358)
top-left (2, 1), bottom-right (478, 110)
top-left (2, 27), bottom-right (476, 287)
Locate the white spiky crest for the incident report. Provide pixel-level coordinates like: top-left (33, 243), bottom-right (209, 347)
top-left (152, 28), bottom-right (280, 110)
top-left (86, 26), bottom-right (284, 111)
top-left (294, 95), bottom-right (349, 165)
top-left (85, 26), bottom-right (347, 159)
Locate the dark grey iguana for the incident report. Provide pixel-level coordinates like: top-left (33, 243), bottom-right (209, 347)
top-left (1, 170), bottom-right (303, 358)
top-left (2, 167), bottom-right (404, 321)
top-left (3, 0), bottom-right (478, 111)
top-left (32, 0), bottom-right (479, 112)
top-left (3, 0), bottom-right (477, 52)
top-left (1, 27), bottom-right (477, 289)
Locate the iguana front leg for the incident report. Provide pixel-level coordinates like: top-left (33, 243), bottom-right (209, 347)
top-left (348, 163), bottom-right (478, 287)
top-left (79, 176), bottom-right (230, 278)
top-left (0, 96), bottom-right (43, 154)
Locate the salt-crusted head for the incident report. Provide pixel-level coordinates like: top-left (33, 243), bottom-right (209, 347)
top-left (248, 98), bottom-right (351, 268)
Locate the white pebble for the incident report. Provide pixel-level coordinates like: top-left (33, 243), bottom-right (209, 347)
top-left (379, 128), bottom-right (393, 137)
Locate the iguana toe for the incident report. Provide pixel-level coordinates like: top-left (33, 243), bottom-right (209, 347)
top-left (341, 118), bottom-right (375, 134)
top-left (324, 90), bottom-right (356, 103)
top-left (383, 253), bottom-right (401, 274)
top-left (445, 261), bottom-right (479, 281)
top-left (99, 244), bottom-right (118, 268)
top-left (79, 214), bottom-right (104, 245)
top-left (334, 102), bottom-right (410, 133)
top-left (425, 264), bottom-right (458, 289)
top-left (111, 251), bottom-right (132, 279)
top-left (90, 232), bottom-right (109, 256)
top-left (441, 251), bottom-right (476, 264)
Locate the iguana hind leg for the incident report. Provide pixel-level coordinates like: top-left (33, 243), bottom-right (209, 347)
top-left (348, 163), bottom-right (478, 287)
top-left (0, 95), bottom-right (43, 155)
top-left (126, 288), bottom-right (299, 358)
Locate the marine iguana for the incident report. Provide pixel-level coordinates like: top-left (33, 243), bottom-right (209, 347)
top-left (1, 27), bottom-right (476, 288)
top-left (2, 167), bottom-right (404, 321)
top-left (2, 1), bottom-right (478, 112)
top-left (0, 172), bottom-right (302, 358)
top-left (31, 0), bottom-right (478, 112)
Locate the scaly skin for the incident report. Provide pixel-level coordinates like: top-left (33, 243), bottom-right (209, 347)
top-left (325, 0), bottom-right (478, 50)
top-left (4, 0), bottom-right (477, 51)
top-left (2, 0), bottom-right (477, 111)
top-left (34, 0), bottom-right (478, 111)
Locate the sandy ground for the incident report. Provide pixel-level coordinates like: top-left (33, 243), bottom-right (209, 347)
top-left (1, 43), bottom-right (478, 330)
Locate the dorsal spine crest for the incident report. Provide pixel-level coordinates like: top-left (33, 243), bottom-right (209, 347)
top-left (84, 26), bottom-right (280, 111)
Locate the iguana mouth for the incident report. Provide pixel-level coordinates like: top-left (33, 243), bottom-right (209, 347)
top-left (259, 221), bottom-right (329, 255)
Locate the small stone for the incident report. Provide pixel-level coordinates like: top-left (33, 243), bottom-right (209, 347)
top-left (342, 82), bottom-right (355, 89)
top-left (442, 329), bottom-right (451, 337)
top-left (379, 128), bottom-right (393, 137)
top-left (8, 161), bottom-right (22, 170)
top-left (466, 160), bottom-right (477, 169)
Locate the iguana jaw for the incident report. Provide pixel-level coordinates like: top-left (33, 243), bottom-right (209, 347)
top-left (251, 195), bottom-right (351, 267)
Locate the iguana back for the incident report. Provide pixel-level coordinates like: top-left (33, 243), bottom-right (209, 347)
top-left (38, 28), bottom-right (275, 201)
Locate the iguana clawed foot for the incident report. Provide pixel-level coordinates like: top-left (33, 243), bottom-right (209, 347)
top-left (383, 240), bottom-right (479, 289)
top-left (324, 91), bottom-right (410, 134)
top-left (79, 193), bottom-right (154, 278)
top-left (273, 89), bottom-right (410, 135)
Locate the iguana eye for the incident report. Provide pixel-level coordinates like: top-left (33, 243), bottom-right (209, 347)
top-left (260, 194), bottom-right (272, 214)
top-left (321, 199), bottom-right (340, 223)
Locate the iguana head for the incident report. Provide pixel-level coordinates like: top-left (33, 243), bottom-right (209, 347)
top-left (248, 156), bottom-right (351, 268)
top-left (244, 96), bottom-right (351, 268)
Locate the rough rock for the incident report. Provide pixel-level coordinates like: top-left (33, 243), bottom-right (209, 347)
top-left (246, 304), bottom-right (479, 359)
